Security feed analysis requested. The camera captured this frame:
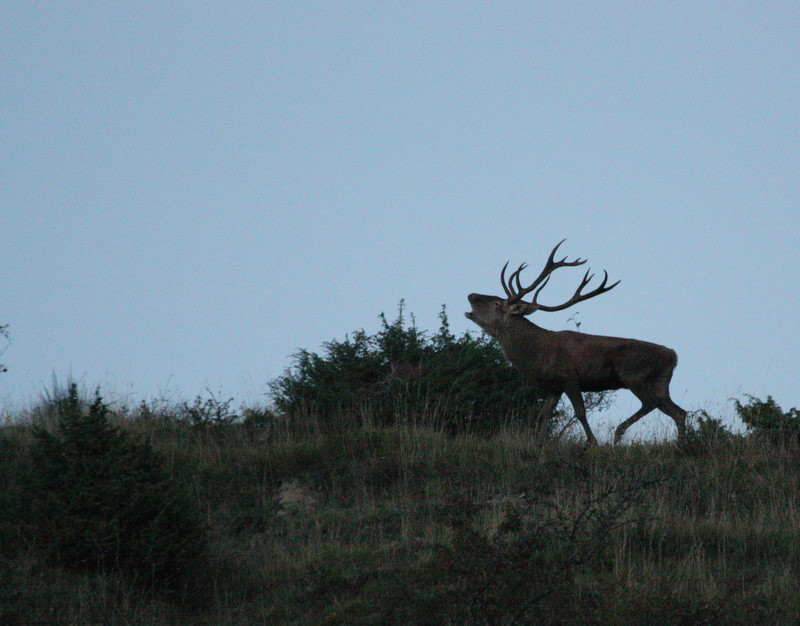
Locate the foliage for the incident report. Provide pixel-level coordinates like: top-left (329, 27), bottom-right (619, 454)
top-left (735, 394), bottom-right (800, 444)
top-left (180, 389), bottom-right (238, 429)
top-left (270, 302), bottom-right (548, 434)
top-left (683, 410), bottom-right (736, 453)
top-left (3, 394), bottom-right (800, 622)
top-left (430, 465), bottom-right (660, 623)
top-left (6, 384), bottom-right (206, 590)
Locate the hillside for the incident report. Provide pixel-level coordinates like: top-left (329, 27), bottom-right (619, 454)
top-left (2, 391), bottom-right (800, 624)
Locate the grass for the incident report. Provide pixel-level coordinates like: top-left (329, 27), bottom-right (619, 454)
top-left (3, 402), bottom-right (800, 624)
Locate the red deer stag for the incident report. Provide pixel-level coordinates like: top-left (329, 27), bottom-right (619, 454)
top-left (465, 240), bottom-right (686, 444)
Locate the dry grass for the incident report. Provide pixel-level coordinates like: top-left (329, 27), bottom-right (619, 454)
top-left (3, 410), bottom-right (800, 624)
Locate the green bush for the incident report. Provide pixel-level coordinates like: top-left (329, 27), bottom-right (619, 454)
top-left (270, 303), bottom-right (548, 434)
top-left (180, 390), bottom-right (238, 430)
top-left (682, 410), bottom-right (736, 453)
top-left (19, 384), bottom-right (206, 589)
top-left (735, 394), bottom-right (800, 444)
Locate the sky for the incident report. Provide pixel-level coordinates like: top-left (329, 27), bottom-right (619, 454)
top-left (2, 3), bottom-right (799, 435)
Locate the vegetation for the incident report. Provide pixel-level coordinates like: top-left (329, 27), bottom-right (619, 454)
top-left (1, 309), bottom-right (799, 623)
top-left (734, 394), bottom-right (800, 444)
top-left (1, 385), bottom-right (205, 611)
top-left (269, 303), bottom-right (550, 435)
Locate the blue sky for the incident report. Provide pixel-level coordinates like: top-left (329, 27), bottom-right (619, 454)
top-left (3, 3), bottom-right (799, 434)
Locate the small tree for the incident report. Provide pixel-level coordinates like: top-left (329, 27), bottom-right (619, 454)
top-left (23, 384), bottom-right (206, 589)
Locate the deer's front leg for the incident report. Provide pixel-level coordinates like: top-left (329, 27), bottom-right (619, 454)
top-left (565, 388), bottom-right (597, 445)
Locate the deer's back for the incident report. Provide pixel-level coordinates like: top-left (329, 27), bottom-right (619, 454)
top-left (510, 330), bottom-right (677, 393)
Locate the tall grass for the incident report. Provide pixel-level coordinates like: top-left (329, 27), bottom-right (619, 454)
top-left (2, 390), bottom-right (800, 624)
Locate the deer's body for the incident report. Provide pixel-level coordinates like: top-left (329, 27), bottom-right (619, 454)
top-left (484, 311), bottom-right (676, 392)
top-left (466, 242), bottom-right (686, 444)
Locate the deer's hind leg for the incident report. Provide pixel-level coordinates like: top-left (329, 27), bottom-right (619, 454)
top-left (614, 389), bottom-right (657, 444)
top-left (651, 376), bottom-right (687, 443)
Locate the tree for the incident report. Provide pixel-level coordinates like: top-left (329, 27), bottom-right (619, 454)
top-left (23, 384), bottom-right (206, 589)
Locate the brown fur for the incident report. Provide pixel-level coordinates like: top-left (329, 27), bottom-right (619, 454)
top-left (465, 292), bottom-right (686, 444)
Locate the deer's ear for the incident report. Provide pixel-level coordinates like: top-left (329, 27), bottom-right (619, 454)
top-left (506, 302), bottom-right (537, 317)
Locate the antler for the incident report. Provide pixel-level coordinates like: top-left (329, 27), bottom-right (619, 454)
top-left (501, 239), bottom-right (620, 312)
top-left (502, 239), bottom-right (585, 303)
top-left (531, 267), bottom-right (620, 312)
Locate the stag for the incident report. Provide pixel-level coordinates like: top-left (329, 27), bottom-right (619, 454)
top-left (465, 240), bottom-right (686, 444)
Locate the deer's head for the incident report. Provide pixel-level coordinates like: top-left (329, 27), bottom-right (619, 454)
top-left (465, 239), bottom-right (620, 337)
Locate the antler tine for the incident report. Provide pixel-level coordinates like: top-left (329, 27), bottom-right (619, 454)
top-left (528, 273), bottom-right (552, 305)
top-left (500, 262), bottom-right (513, 298)
top-left (547, 238), bottom-right (585, 269)
top-left (533, 268), bottom-right (621, 312)
top-left (501, 262), bottom-right (529, 300)
top-left (511, 263), bottom-right (528, 295)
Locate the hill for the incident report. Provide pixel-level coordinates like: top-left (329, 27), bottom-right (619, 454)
top-left (2, 389), bottom-right (800, 624)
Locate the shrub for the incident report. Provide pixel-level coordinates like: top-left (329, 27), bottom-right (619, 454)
top-left (20, 384), bottom-right (206, 589)
top-left (269, 303), bottom-right (549, 434)
top-left (683, 410), bottom-right (736, 452)
top-left (735, 394), bottom-right (800, 444)
top-left (180, 389), bottom-right (238, 430)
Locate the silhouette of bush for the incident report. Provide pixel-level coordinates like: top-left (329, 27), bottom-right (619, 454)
top-left (270, 303), bottom-right (548, 434)
top-left (180, 389), bottom-right (238, 430)
top-left (735, 394), bottom-right (800, 444)
top-left (682, 410), bottom-right (736, 453)
top-left (22, 384), bottom-right (206, 589)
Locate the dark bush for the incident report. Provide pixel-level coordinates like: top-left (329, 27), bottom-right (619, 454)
top-left (735, 394), bottom-right (800, 444)
top-left (180, 389), bottom-right (238, 430)
top-left (21, 384), bottom-right (206, 589)
top-left (270, 303), bottom-right (548, 434)
top-left (682, 410), bottom-right (736, 453)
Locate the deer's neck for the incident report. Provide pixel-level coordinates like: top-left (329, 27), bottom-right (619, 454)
top-left (495, 318), bottom-right (549, 366)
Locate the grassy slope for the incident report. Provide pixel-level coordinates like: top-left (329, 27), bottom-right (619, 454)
top-left (2, 414), bottom-right (800, 625)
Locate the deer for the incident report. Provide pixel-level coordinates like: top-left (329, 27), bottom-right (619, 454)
top-left (465, 240), bottom-right (686, 445)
